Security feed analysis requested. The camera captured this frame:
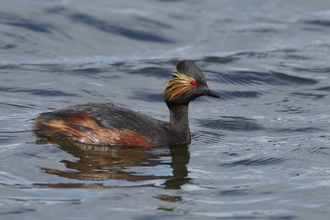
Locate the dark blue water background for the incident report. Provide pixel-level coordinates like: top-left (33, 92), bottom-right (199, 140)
top-left (1, 0), bottom-right (330, 219)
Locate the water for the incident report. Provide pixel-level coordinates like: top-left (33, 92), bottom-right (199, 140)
top-left (1, 0), bottom-right (330, 219)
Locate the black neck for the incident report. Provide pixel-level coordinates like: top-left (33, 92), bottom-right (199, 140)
top-left (166, 101), bottom-right (190, 143)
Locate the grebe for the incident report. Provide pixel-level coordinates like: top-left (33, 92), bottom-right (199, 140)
top-left (34, 60), bottom-right (220, 148)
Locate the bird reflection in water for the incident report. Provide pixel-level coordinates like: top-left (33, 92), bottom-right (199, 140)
top-left (35, 138), bottom-right (190, 189)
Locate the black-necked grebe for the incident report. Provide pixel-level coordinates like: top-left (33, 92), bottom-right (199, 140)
top-left (34, 60), bottom-right (220, 148)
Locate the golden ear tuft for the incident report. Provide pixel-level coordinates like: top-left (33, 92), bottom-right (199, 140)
top-left (163, 71), bottom-right (196, 101)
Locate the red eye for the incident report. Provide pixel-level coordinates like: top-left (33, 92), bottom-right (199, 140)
top-left (190, 80), bottom-right (197, 87)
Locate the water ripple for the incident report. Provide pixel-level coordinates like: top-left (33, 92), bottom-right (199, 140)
top-left (70, 13), bottom-right (174, 43)
top-left (304, 20), bottom-right (330, 27)
top-left (0, 86), bottom-right (79, 97)
top-left (203, 56), bottom-right (239, 64)
top-left (219, 90), bottom-right (263, 100)
top-left (214, 70), bottom-right (318, 87)
top-left (198, 117), bottom-right (263, 132)
top-left (0, 12), bottom-right (54, 34)
top-left (220, 157), bottom-right (287, 167)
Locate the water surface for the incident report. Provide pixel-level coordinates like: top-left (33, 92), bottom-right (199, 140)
top-left (1, 0), bottom-right (330, 219)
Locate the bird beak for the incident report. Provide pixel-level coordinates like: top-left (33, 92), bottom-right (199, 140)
top-left (202, 87), bottom-right (220, 98)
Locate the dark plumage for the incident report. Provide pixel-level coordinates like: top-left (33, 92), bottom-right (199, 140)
top-left (34, 60), bottom-right (220, 148)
